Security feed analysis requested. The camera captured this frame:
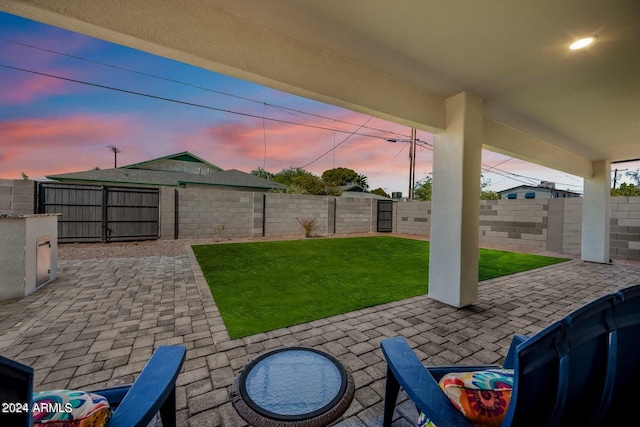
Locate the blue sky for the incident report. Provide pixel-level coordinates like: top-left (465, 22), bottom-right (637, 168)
top-left (0, 11), bottom-right (603, 195)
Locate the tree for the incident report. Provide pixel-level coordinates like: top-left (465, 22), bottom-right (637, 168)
top-left (611, 183), bottom-right (640, 196)
top-left (480, 174), bottom-right (500, 200)
top-left (413, 176), bottom-right (432, 201)
top-left (480, 190), bottom-right (500, 200)
top-left (370, 188), bottom-right (390, 198)
top-left (413, 174), bottom-right (498, 200)
top-left (354, 174), bottom-right (369, 190)
top-left (251, 167), bottom-right (274, 180)
top-left (273, 167), bottom-right (341, 195)
top-left (321, 167), bottom-right (358, 186)
top-left (626, 169), bottom-right (640, 186)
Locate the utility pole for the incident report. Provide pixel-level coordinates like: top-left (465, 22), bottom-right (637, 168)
top-left (385, 128), bottom-right (419, 199)
top-left (408, 128), bottom-right (416, 199)
top-left (107, 145), bottom-right (121, 168)
top-left (613, 168), bottom-right (627, 189)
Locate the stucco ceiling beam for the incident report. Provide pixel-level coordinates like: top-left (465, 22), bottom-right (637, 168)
top-left (483, 118), bottom-right (593, 178)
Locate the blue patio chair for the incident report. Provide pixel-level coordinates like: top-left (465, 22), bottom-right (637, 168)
top-left (381, 285), bottom-right (640, 426)
top-left (0, 345), bottom-right (186, 427)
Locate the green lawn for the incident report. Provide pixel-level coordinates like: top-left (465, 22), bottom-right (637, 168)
top-left (192, 236), bottom-right (568, 338)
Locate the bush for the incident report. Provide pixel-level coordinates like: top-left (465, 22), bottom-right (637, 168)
top-left (296, 217), bottom-right (318, 238)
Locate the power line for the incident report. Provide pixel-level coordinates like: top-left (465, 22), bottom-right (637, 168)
top-left (0, 63), bottom-right (401, 142)
top-left (372, 142), bottom-right (409, 178)
top-left (0, 38), bottom-right (412, 140)
top-left (300, 117), bottom-right (373, 169)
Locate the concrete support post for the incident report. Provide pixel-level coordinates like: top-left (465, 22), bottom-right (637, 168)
top-left (582, 160), bottom-right (611, 263)
top-left (428, 92), bottom-right (483, 307)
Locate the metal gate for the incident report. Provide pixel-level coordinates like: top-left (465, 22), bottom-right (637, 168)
top-left (38, 183), bottom-right (159, 243)
top-left (377, 200), bottom-right (393, 232)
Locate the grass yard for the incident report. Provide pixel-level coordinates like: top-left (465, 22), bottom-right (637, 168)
top-left (192, 236), bottom-right (568, 338)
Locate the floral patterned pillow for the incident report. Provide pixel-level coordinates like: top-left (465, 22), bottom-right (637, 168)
top-left (32, 390), bottom-right (112, 427)
top-left (418, 369), bottom-right (514, 427)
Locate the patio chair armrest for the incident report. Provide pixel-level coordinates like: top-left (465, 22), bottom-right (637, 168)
top-left (89, 384), bottom-right (131, 408)
top-left (503, 334), bottom-right (529, 369)
top-left (96, 346), bottom-right (186, 427)
top-left (381, 337), bottom-right (475, 427)
top-left (427, 364), bottom-right (503, 382)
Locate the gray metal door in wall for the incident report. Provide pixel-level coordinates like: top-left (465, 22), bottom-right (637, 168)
top-left (377, 200), bottom-right (393, 232)
top-left (38, 183), bottom-right (159, 243)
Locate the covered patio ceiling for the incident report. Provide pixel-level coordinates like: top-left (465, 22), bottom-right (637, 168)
top-left (3, 0), bottom-right (639, 177)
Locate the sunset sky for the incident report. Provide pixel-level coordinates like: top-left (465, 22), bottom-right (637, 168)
top-left (1, 11), bottom-right (628, 195)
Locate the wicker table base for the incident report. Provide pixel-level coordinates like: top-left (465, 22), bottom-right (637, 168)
top-left (231, 347), bottom-right (355, 427)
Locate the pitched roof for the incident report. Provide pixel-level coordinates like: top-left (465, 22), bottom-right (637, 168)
top-left (120, 151), bottom-right (223, 172)
top-left (46, 167), bottom-right (287, 190)
top-left (497, 185), bottom-right (580, 195)
top-left (46, 151), bottom-right (287, 190)
top-left (340, 183), bottom-right (366, 192)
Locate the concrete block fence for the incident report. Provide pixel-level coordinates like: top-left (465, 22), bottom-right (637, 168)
top-left (162, 188), bottom-right (640, 261)
top-left (165, 188), bottom-right (380, 240)
top-left (3, 180), bottom-right (640, 260)
top-left (0, 179), bottom-right (35, 215)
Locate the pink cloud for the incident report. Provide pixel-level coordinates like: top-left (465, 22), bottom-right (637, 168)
top-left (1, 34), bottom-right (93, 104)
top-left (0, 115), bottom-right (130, 145)
top-left (0, 114), bottom-right (137, 179)
top-left (0, 72), bottom-right (69, 104)
top-left (174, 111), bottom-right (430, 193)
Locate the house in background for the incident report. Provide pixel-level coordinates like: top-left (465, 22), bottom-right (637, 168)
top-left (498, 181), bottom-right (581, 200)
top-left (46, 151), bottom-right (288, 192)
top-left (339, 183), bottom-right (390, 199)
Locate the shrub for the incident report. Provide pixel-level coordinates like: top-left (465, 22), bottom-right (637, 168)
top-left (297, 217), bottom-right (318, 238)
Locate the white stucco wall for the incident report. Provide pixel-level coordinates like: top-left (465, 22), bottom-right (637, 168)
top-left (0, 217), bottom-right (27, 299)
top-left (0, 214), bottom-right (58, 299)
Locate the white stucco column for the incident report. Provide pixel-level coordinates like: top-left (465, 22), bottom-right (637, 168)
top-left (428, 92), bottom-right (483, 307)
top-left (581, 160), bottom-right (611, 263)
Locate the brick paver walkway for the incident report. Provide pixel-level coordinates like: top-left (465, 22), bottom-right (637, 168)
top-left (1, 247), bottom-right (639, 426)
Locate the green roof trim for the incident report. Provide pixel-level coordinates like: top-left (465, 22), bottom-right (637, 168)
top-left (43, 175), bottom-right (179, 187)
top-left (120, 151), bottom-right (222, 171)
top-left (171, 153), bottom-right (202, 162)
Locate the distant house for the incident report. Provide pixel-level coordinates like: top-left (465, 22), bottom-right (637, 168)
top-left (46, 152), bottom-right (287, 192)
top-left (498, 181), bottom-right (581, 200)
top-left (340, 183), bottom-right (366, 193)
top-left (340, 183), bottom-right (391, 199)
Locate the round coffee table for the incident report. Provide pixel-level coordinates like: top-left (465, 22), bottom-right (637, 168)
top-left (231, 347), bottom-right (355, 427)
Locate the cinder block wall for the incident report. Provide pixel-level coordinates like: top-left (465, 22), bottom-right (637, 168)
top-left (610, 196), bottom-right (640, 260)
top-left (479, 199), bottom-right (548, 250)
top-left (395, 200), bottom-right (430, 236)
top-left (562, 198), bottom-right (583, 255)
top-left (265, 193), bottom-right (329, 238)
top-left (177, 188), bottom-right (257, 238)
top-left (0, 179), bottom-right (35, 214)
top-left (335, 197), bottom-right (375, 234)
top-left (159, 187), bottom-right (176, 239)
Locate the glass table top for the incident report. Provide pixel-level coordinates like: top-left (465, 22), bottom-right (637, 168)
top-left (241, 348), bottom-right (346, 419)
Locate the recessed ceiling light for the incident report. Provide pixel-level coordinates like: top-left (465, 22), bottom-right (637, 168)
top-left (570, 36), bottom-right (597, 50)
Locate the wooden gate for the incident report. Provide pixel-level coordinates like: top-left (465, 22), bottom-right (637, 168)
top-left (37, 183), bottom-right (159, 243)
top-left (377, 200), bottom-right (393, 232)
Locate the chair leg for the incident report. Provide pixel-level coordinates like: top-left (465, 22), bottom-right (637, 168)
top-left (384, 367), bottom-right (401, 427)
top-left (159, 386), bottom-right (177, 427)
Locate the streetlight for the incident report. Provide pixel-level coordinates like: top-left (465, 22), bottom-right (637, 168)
top-left (386, 128), bottom-right (417, 199)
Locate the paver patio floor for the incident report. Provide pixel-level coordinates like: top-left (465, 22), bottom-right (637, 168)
top-left (1, 247), bottom-right (639, 426)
